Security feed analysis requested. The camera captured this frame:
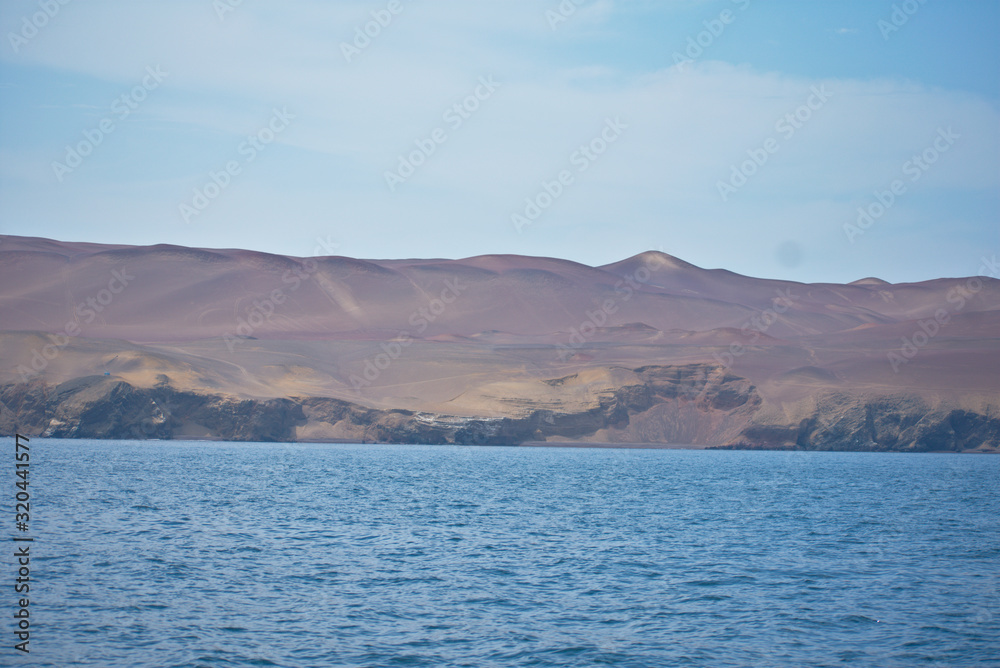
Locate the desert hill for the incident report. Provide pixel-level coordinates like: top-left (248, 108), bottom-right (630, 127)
top-left (1, 235), bottom-right (998, 450)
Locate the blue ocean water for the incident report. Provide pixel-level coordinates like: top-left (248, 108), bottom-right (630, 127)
top-left (3, 439), bottom-right (998, 667)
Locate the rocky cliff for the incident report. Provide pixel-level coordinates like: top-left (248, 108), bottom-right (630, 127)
top-left (3, 365), bottom-right (997, 451)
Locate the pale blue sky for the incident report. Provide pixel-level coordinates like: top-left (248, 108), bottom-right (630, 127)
top-left (1, 0), bottom-right (997, 283)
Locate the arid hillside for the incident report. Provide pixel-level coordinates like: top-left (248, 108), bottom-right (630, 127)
top-left (2, 236), bottom-right (998, 450)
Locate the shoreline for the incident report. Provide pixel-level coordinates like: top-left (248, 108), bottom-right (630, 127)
top-left (517, 441), bottom-right (708, 450)
top-left (7, 435), bottom-right (996, 453)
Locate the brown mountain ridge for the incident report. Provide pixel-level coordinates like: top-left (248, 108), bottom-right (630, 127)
top-left (1, 235), bottom-right (998, 451)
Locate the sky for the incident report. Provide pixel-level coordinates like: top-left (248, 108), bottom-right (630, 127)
top-left (0, 0), bottom-right (997, 284)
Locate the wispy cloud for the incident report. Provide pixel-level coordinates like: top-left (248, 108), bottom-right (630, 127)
top-left (0, 0), bottom-right (996, 283)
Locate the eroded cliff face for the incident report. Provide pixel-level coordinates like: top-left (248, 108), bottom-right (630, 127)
top-left (0, 377), bottom-right (304, 442)
top-left (2, 365), bottom-right (997, 451)
top-left (727, 394), bottom-right (1000, 452)
top-left (0, 364), bottom-right (757, 444)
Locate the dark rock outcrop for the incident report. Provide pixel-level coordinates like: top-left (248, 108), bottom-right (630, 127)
top-left (2, 366), bottom-right (997, 450)
top-left (1, 377), bottom-right (306, 442)
top-left (725, 395), bottom-right (1000, 452)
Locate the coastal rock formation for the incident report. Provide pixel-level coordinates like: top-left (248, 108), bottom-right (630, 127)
top-left (3, 365), bottom-right (997, 451)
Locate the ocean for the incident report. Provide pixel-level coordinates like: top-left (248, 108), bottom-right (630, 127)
top-left (5, 439), bottom-right (999, 667)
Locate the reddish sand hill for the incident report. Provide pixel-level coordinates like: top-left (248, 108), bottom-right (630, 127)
top-left (1, 235), bottom-right (998, 450)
